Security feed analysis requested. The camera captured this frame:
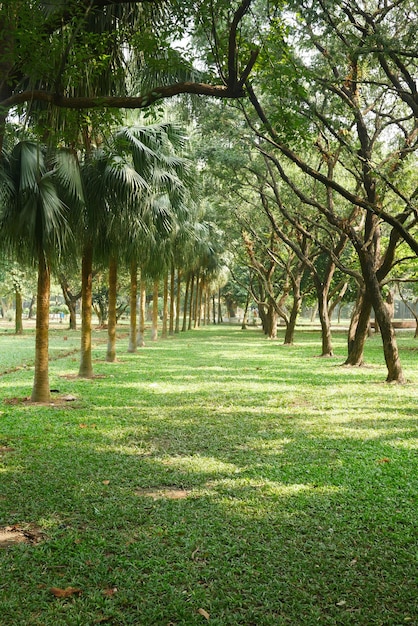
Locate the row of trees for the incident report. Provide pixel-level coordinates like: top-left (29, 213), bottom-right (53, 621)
top-left (0, 0), bottom-right (417, 395)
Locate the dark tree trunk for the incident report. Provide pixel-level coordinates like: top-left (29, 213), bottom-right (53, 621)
top-left (317, 291), bottom-right (333, 357)
top-left (284, 293), bottom-right (300, 345)
top-left (59, 277), bottom-right (80, 330)
top-left (358, 249), bottom-right (405, 383)
top-left (15, 290), bottom-right (23, 335)
top-left (345, 287), bottom-right (369, 366)
top-left (284, 277), bottom-right (302, 345)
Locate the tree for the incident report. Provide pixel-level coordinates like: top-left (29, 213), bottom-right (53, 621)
top-left (244, 0), bottom-right (418, 382)
top-left (0, 141), bottom-right (69, 401)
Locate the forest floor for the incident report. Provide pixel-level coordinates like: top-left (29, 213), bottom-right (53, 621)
top-left (0, 324), bottom-right (417, 625)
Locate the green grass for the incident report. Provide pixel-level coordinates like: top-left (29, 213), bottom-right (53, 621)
top-left (0, 325), bottom-right (417, 625)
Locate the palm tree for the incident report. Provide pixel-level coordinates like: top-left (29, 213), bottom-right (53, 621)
top-left (0, 141), bottom-right (69, 402)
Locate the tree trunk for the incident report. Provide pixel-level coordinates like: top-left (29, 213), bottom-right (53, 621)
top-left (218, 288), bottom-right (223, 323)
top-left (128, 259), bottom-right (137, 353)
top-left (182, 273), bottom-right (190, 332)
top-left (193, 271), bottom-right (200, 328)
top-left (212, 294), bottom-right (216, 324)
top-left (175, 269), bottom-right (181, 334)
top-left (27, 295), bottom-right (35, 319)
top-left (162, 273), bottom-right (169, 338)
top-left (78, 243), bottom-right (94, 378)
top-left (188, 273), bottom-right (195, 331)
top-left (15, 289), bottom-right (23, 335)
top-left (196, 275), bottom-right (203, 327)
top-left (317, 291), bottom-right (333, 357)
top-left (106, 256), bottom-right (117, 362)
top-left (265, 302), bottom-right (278, 339)
top-left (345, 288), bottom-right (370, 366)
top-left (59, 277), bottom-right (79, 330)
top-left (358, 250), bottom-right (405, 383)
top-left (151, 279), bottom-right (159, 341)
top-left (169, 263), bottom-right (175, 336)
top-left (31, 254), bottom-right (51, 402)
top-left (241, 294), bottom-right (250, 330)
top-left (137, 276), bottom-right (146, 347)
top-left (284, 292), bottom-right (301, 345)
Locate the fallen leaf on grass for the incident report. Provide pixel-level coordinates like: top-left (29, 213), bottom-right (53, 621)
top-left (103, 587), bottom-right (117, 596)
top-left (79, 424), bottom-right (88, 429)
top-left (102, 480), bottom-right (110, 485)
top-left (50, 587), bottom-right (82, 598)
top-left (377, 458), bottom-right (391, 463)
top-left (336, 600), bottom-right (347, 607)
top-left (197, 608), bottom-right (210, 620)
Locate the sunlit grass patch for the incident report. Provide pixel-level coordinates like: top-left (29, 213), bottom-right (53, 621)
top-left (0, 325), bottom-right (417, 625)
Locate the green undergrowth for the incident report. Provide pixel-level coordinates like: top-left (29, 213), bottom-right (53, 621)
top-left (0, 325), bottom-right (417, 625)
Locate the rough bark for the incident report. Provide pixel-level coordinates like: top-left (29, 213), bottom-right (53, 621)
top-left (284, 284), bottom-right (301, 345)
top-left (317, 290), bottom-right (333, 357)
top-left (358, 248), bottom-right (405, 382)
top-left (345, 293), bottom-right (371, 366)
top-left (31, 254), bottom-right (51, 402)
top-left (78, 243), bottom-right (94, 378)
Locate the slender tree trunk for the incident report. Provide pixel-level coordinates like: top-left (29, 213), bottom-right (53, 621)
top-left (345, 288), bottom-right (370, 366)
top-left (284, 286), bottom-right (301, 345)
top-left (128, 259), bottom-right (138, 353)
top-left (241, 294), bottom-right (250, 330)
top-left (169, 263), bottom-right (175, 336)
top-left (31, 254), bottom-right (51, 402)
top-left (137, 276), bottom-right (146, 347)
top-left (182, 273), bottom-right (191, 332)
top-left (106, 256), bottom-right (117, 362)
top-left (175, 269), bottom-right (181, 334)
top-left (196, 275), bottom-right (203, 327)
top-left (162, 273), bottom-right (169, 338)
top-left (188, 273), bottom-right (195, 331)
top-left (15, 290), bottom-right (23, 335)
top-left (151, 279), bottom-right (159, 341)
top-left (59, 277), bottom-right (79, 330)
top-left (193, 271), bottom-right (200, 328)
top-left (78, 243), bottom-right (94, 378)
top-left (317, 290), bottom-right (333, 357)
top-left (27, 295), bottom-right (35, 319)
top-left (218, 288), bottom-right (223, 323)
top-left (212, 294), bottom-right (216, 324)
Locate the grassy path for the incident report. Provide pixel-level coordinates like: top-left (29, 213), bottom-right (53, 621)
top-left (0, 325), bottom-right (417, 625)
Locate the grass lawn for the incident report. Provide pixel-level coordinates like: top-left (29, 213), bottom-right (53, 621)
top-left (0, 324), bottom-right (417, 625)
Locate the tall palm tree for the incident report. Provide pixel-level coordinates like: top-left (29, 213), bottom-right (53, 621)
top-left (0, 141), bottom-right (70, 402)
